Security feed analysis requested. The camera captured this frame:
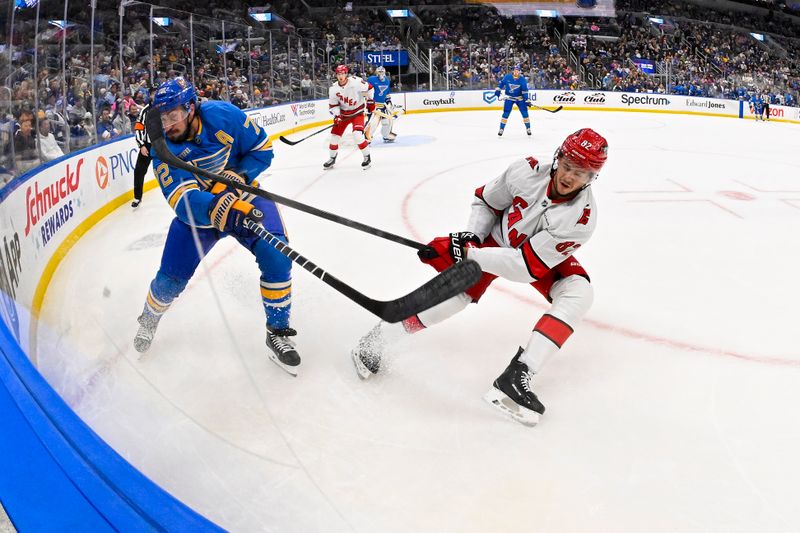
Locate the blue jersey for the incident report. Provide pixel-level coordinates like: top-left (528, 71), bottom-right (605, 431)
top-left (496, 74), bottom-right (530, 102)
top-left (151, 100), bottom-right (274, 228)
top-left (367, 75), bottom-right (391, 104)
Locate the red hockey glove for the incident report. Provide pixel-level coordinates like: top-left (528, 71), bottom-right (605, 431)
top-left (366, 99), bottom-right (376, 113)
top-left (333, 114), bottom-right (343, 126)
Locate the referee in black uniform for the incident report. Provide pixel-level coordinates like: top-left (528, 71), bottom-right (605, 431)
top-left (132, 87), bottom-right (157, 208)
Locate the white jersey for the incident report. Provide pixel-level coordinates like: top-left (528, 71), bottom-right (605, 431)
top-left (329, 76), bottom-right (373, 118)
top-left (467, 156), bottom-right (596, 283)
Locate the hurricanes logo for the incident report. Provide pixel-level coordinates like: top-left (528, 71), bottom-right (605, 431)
top-left (95, 156), bottom-right (109, 189)
top-left (577, 207), bottom-right (591, 225)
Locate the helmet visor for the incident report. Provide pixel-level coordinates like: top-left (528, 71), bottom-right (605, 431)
top-left (160, 105), bottom-right (189, 129)
top-left (557, 156), bottom-right (597, 185)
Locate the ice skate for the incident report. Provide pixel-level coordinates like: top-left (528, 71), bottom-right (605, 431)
top-left (483, 347), bottom-right (545, 427)
top-left (526, 128), bottom-right (532, 136)
top-left (134, 311), bottom-right (161, 353)
top-left (266, 326), bottom-right (301, 376)
top-left (323, 155), bottom-right (337, 169)
top-left (351, 324), bottom-right (384, 379)
top-left (498, 129), bottom-right (504, 137)
top-left (361, 154), bottom-right (372, 170)
top-left (383, 132), bottom-right (397, 143)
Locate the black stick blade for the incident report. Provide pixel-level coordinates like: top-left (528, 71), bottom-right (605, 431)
top-left (279, 136), bottom-right (301, 146)
top-left (145, 108), bottom-right (165, 142)
top-left (376, 260), bottom-right (482, 323)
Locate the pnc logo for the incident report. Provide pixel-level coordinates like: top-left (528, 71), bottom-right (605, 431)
top-left (95, 156), bottom-right (109, 189)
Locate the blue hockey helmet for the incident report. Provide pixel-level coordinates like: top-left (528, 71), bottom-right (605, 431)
top-left (513, 64), bottom-right (522, 72)
top-left (153, 77), bottom-right (196, 128)
top-left (153, 77), bottom-right (196, 111)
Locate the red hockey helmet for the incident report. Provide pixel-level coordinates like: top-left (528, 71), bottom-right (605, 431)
top-left (556, 128), bottom-right (608, 173)
top-left (335, 64), bottom-right (349, 75)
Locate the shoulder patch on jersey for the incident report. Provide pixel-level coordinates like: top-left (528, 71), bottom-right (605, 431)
top-left (475, 185), bottom-right (503, 216)
top-left (525, 156), bottom-right (538, 170)
top-left (577, 206), bottom-right (591, 225)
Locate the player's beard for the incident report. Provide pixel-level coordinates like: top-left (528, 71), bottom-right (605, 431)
top-left (168, 115), bottom-right (194, 143)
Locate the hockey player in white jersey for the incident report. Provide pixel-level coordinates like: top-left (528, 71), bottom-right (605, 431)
top-left (324, 64), bottom-right (375, 170)
top-left (351, 128), bottom-right (609, 427)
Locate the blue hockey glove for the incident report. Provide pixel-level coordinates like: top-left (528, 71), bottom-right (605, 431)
top-left (208, 191), bottom-right (263, 234)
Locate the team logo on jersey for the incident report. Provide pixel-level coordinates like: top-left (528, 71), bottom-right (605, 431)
top-left (508, 83), bottom-right (521, 93)
top-left (577, 207), bottom-right (591, 225)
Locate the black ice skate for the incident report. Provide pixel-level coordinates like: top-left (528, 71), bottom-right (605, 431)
top-left (526, 128), bottom-right (532, 136)
top-left (351, 324), bottom-right (384, 379)
top-left (323, 155), bottom-right (337, 169)
top-left (134, 311), bottom-right (161, 353)
top-left (498, 129), bottom-right (504, 137)
top-left (483, 347), bottom-right (545, 427)
top-left (266, 326), bottom-right (301, 376)
top-left (361, 154), bottom-right (372, 170)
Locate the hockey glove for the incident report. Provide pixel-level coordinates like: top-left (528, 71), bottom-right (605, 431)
top-left (384, 95), bottom-right (392, 105)
top-left (448, 232), bottom-right (481, 263)
top-left (208, 190), bottom-right (263, 235)
top-left (494, 89), bottom-right (501, 99)
top-left (366, 99), bottom-right (376, 113)
top-left (333, 114), bottom-right (344, 126)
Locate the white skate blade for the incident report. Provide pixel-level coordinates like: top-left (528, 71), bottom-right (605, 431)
top-left (268, 353), bottom-right (299, 377)
top-left (483, 388), bottom-right (540, 427)
top-left (351, 350), bottom-right (374, 380)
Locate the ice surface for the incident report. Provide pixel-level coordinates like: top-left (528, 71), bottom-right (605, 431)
top-left (36, 110), bottom-right (800, 532)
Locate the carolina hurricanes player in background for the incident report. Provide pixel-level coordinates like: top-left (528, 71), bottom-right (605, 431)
top-left (351, 128), bottom-right (609, 427)
top-left (324, 64), bottom-right (375, 170)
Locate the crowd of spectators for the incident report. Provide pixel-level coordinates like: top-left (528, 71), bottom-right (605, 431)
top-left (2, 0), bottom-right (800, 184)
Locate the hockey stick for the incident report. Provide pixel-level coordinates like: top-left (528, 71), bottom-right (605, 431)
top-left (145, 110), bottom-right (425, 251)
top-left (278, 124), bottom-right (334, 146)
top-left (529, 104), bottom-right (563, 114)
top-left (498, 96), bottom-right (562, 113)
top-left (243, 219), bottom-right (482, 322)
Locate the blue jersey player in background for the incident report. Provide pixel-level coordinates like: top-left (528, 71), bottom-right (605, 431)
top-left (495, 65), bottom-right (531, 137)
top-left (366, 66), bottom-right (398, 142)
top-left (750, 92), bottom-right (764, 122)
top-left (133, 77), bottom-right (301, 375)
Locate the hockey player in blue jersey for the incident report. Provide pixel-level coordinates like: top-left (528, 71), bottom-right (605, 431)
top-left (133, 77), bottom-right (301, 375)
top-left (365, 66), bottom-right (398, 142)
top-left (750, 92), bottom-right (764, 122)
top-left (495, 65), bottom-right (531, 137)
